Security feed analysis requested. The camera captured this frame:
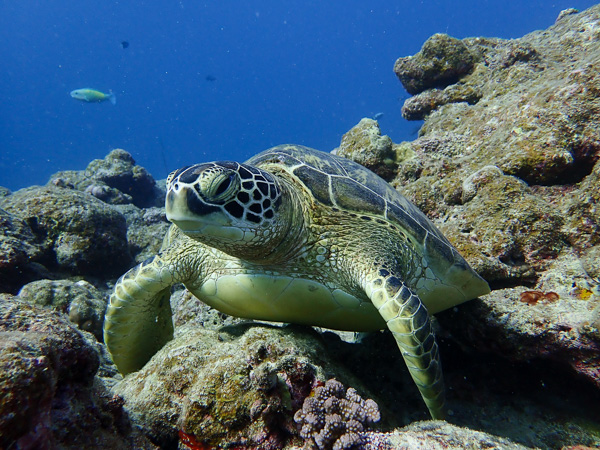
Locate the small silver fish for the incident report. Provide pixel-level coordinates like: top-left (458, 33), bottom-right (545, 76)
top-left (371, 112), bottom-right (384, 120)
top-left (70, 88), bottom-right (116, 105)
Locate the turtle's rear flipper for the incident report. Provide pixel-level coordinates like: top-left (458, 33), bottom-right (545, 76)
top-left (103, 256), bottom-right (175, 375)
top-left (365, 269), bottom-right (445, 419)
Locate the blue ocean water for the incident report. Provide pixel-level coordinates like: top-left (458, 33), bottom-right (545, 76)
top-left (0, 1), bottom-right (597, 190)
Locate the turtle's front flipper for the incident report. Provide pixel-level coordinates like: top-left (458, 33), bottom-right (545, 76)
top-left (365, 269), bottom-right (445, 419)
top-left (103, 255), bottom-right (175, 375)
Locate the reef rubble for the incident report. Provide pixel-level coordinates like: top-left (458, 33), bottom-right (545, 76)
top-left (1, 5), bottom-right (600, 449)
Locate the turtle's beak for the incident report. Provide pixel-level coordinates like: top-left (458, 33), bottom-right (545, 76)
top-left (166, 187), bottom-right (246, 242)
top-left (166, 185), bottom-right (231, 230)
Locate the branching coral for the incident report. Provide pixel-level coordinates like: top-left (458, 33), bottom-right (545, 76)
top-left (294, 379), bottom-right (381, 450)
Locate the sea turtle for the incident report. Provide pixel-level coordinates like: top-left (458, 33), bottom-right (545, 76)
top-left (103, 145), bottom-right (490, 419)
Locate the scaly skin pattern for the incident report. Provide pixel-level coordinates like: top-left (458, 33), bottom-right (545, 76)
top-left (307, 205), bottom-right (445, 418)
top-left (103, 256), bottom-right (175, 375)
top-left (364, 269), bottom-right (444, 418)
top-left (103, 145), bottom-right (490, 419)
top-left (103, 226), bottom-right (205, 374)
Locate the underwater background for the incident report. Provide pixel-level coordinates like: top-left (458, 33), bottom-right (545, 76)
top-left (0, 0), bottom-right (597, 190)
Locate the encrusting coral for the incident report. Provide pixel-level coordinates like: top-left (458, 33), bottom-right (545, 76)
top-left (294, 379), bottom-right (381, 450)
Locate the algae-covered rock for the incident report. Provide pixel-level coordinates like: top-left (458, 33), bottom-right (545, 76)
top-left (437, 249), bottom-right (600, 390)
top-left (85, 149), bottom-right (158, 208)
top-left (0, 298), bottom-right (154, 449)
top-left (390, 6), bottom-right (600, 287)
top-left (385, 421), bottom-right (529, 450)
top-left (113, 324), bottom-right (380, 449)
top-left (286, 421), bottom-right (534, 449)
top-left (113, 204), bottom-right (170, 264)
top-left (0, 207), bottom-right (46, 293)
top-left (112, 292), bottom-right (600, 449)
top-left (444, 173), bottom-right (566, 281)
top-left (0, 208), bottom-right (41, 268)
top-left (49, 149), bottom-right (164, 208)
top-left (401, 84), bottom-right (482, 121)
top-left (581, 245), bottom-right (600, 281)
top-left (0, 186), bottom-right (131, 277)
top-left (394, 33), bottom-right (476, 95)
top-left (18, 279), bottom-right (107, 341)
top-left (385, 7), bottom-right (600, 412)
top-left (335, 118), bottom-right (397, 180)
top-left (562, 158), bottom-right (600, 251)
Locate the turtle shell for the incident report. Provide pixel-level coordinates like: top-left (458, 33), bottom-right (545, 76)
top-left (246, 144), bottom-right (485, 296)
top-left (248, 145), bottom-right (452, 249)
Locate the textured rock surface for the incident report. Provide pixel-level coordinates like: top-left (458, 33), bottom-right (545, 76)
top-left (390, 7), bottom-right (600, 280)
top-left (112, 306), bottom-right (600, 449)
top-left (401, 84), bottom-right (482, 121)
top-left (0, 207), bottom-right (46, 293)
top-left (289, 421), bottom-right (530, 450)
top-left (113, 323), bottom-right (384, 449)
top-left (113, 204), bottom-right (170, 264)
top-left (0, 298), bottom-right (154, 449)
top-left (439, 284), bottom-right (600, 387)
top-left (335, 118), bottom-right (397, 180)
top-left (18, 279), bottom-right (108, 340)
top-left (383, 421), bottom-right (530, 450)
top-left (0, 186), bottom-right (131, 277)
top-left (1, 6), bottom-right (600, 450)
top-left (393, 33), bottom-right (476, 95)
top-left (0, 154), bottom-right (166, 291)
top-left (49, 149), bottom-right (164, 208)
top-left (0, 208), bottom-right (42, 268)
top-left (373, 5), bottom-right (600, 395)
top-left (85, 149), bottom-right (159, 208)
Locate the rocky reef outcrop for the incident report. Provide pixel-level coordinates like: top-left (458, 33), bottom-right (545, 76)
top-left (0, 150), bottom-right (169, 293)
top-left (378, 5), bottom-right (600, 401)
top-left (50, 148), bottom-right (163, 208)
top-left (1, 186), bottom-right (131, 277)
top-left (2, 5), bottom-right (600, 449)
top-left (0, 297), bottom-right (155, 449)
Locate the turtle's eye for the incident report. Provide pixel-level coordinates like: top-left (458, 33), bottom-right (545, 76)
top-left (209, 172), bottom-right (238, 202)
top-left (215, 175), bottom-right (233, 196)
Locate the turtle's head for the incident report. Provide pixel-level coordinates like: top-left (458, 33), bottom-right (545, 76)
top-left (166, 161), bottom-right (290, 258)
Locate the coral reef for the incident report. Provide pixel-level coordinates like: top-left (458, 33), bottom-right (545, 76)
top-left (2, 5), bottom-right (600, 449)
top-left (0, 297), bottom-right (154, 449)
top-left (294, 378), bottom-right (380, 450)
top-left (112, 323), bottom-right (380, 449)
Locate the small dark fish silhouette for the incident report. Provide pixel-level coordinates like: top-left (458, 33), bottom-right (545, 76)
top-left (121, 41), bottom-right (129, 49)
top-left (205, 75), bottom-right (216, 82)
